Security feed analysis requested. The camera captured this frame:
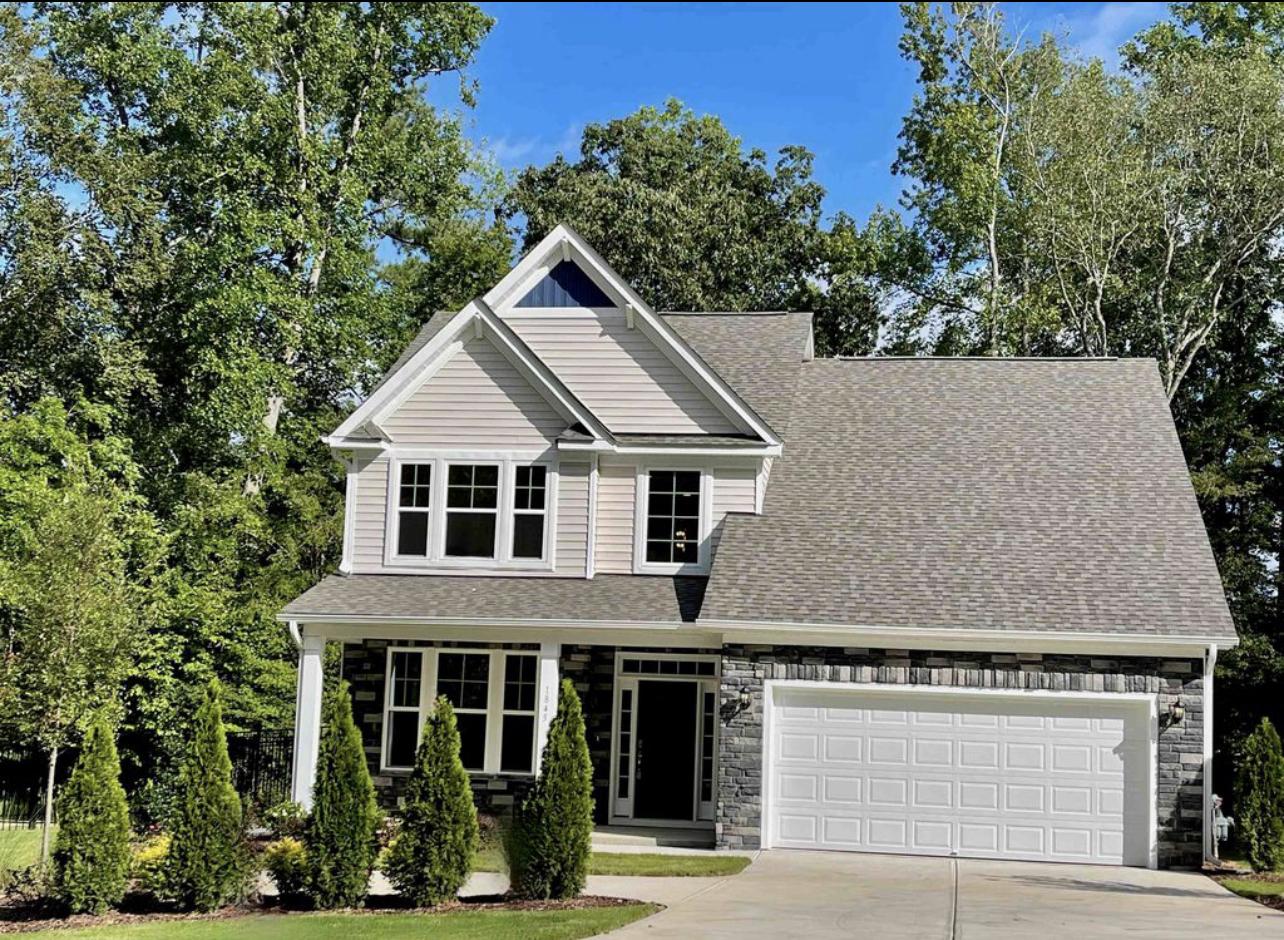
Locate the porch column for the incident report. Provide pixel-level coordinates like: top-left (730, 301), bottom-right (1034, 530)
top-left (534, 641), bottom-right (561, 775)
top-left (291, 631), bottom-right (326, 809)
top-left (1203, 643), bottom-right (1218, 861)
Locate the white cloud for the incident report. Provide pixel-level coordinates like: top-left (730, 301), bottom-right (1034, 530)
top-left (1054, 1), bottom-right (1167, 66)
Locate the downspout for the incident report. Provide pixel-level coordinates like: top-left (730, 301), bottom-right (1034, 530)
top-left (287, 619), bottom-right (302, 649)
top-left (1203, 643), bottom-right (1217, 862)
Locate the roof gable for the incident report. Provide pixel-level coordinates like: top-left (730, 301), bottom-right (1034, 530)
top-left (515, 259), bottom-right (613, 307)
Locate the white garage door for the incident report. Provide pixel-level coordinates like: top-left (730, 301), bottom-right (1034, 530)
top-left (767, 686), bottom-right (1154, 867)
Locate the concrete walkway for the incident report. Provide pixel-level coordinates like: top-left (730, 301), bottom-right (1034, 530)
top-left (605, 850), bottom-right (1284, 939)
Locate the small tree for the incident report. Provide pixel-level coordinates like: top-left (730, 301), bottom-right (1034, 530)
top-left (1237, 717), bottom-right (1284, 872)
top-left (163, 680), bottom-right (248, 911)
top-left (307, 682), bottom-right (380, 908)
top-left (52, 719), bottom-right (131, 913)
top-left (383, 697), bottom-right (477, 906)
top-left (506, 678), bottom-right (593, 900)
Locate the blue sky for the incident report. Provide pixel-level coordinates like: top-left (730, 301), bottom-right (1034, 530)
top-left (451, 1), bottom-right (1168, 222)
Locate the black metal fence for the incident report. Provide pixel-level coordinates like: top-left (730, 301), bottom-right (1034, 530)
top-left (227, 729), bottom-right (294, 814)
top-left (0, 746), bottom-right (74, 830)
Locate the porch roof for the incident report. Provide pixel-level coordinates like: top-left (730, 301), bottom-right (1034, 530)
top-left (281, 573), bottom-right (708, 625)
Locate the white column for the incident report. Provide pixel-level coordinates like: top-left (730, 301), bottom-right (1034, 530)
top-left (534, 641), bottom-right (561, 775)
top-left (291, 632), bottom-right (326, 809)
top-left (1203, 643), bottom-right (1218, 861)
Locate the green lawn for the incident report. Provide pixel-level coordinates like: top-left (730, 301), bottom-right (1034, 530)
top-left (0, 826), bottom-right (48, 872)
top-left (471, 844), bottom-right (750, 877)
top-left (16, 904), bottom-right (659, 939)
top-left (1220, 876), bottom-right (1284, 901)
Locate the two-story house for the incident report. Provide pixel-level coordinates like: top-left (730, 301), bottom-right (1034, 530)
top-left (280, 225), bottom-right (1236, 869)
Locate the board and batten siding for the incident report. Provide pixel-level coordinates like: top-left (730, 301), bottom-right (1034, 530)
top-left (381, 334), bottom-right (567, 447)
top-left (505, 310), bottom-right (739, 434)
top-left (351, 454), bottom-right (389, 569)
top-left (556, 461), bottom-right (590, 576)
top-left (595, 458), bottom-right (637, 573)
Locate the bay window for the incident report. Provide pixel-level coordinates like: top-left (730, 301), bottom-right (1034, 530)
top-left (381, 648), bottom-right (541, 775)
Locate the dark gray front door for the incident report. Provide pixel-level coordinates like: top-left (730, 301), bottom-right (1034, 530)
top-left (633, 679), bottom-right (698, 820)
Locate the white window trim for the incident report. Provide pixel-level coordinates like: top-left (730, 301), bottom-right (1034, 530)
top-left (498, 654), bottom-right (539, 774)
top-left (383, 450), bottom-right (558, 573)
top-left (380, 647), bottom-right (543, 776)
top-left (510, 465), bottom-right (551, 563)
top-left (632, 465), bottom-right (713, 575)
top-left (439, 460), bottom-right (504, 562)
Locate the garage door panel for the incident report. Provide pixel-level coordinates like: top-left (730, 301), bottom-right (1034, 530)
top-left (768, 688), bottom-right (1151, 867)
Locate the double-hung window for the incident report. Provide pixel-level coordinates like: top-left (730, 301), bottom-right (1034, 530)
top-left (511, 466), bottom-right (547, 559)
top-left (396, 464), bottom-right (432, 556)
top-left (445, 464), bottom-right (500, 558)
top-left (382, 648), bottom-right (541, 775)
top-left (644, 469), bottom-right (703, 566)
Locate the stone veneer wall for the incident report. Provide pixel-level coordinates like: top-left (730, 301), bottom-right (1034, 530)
top-left (341, 638), bottom-right (540, 817)
top-left (718, 645), bottom-right (1205, 868)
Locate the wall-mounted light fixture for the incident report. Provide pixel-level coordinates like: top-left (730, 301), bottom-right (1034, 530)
top-left (720, 687), bottom-right (754, 721)
top-left (1168, 698), bottom-right (1185, 726)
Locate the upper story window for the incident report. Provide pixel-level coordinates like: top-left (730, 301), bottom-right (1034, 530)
top-left (386, 457), bottom-right (554, 571)
top-left (445, 464), bottom-right (500, 558)
top-left (645, 470), bottom-right (702, 564)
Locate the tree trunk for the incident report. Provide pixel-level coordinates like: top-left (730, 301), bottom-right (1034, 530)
top-left (40, 745), bottom-right (57, 866)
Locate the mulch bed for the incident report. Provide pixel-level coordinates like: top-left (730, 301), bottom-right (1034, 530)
top-left (0, 892), bottom-right (647, 934)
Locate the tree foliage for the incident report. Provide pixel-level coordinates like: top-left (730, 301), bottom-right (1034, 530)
top-left (506, 679), bottom-right (593, 901)
top-left (306, 682), bottom-right (380, 909)
top-left (1236, 717), bottom-right (1284, 872)
top-left (52, 720), bottom-right (132, 914)
top-left (383, 697), bottom-right (477, 907)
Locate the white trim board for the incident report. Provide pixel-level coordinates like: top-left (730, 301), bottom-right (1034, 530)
top-left (760, 680), bottom-right (1159, 869)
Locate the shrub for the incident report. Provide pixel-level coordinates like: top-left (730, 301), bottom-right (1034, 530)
top-left (162, 680), bottom-right (249, 911)
top-left (383, 697), bottom-right (478, 906)
top-left (1237, 716), bottom-right (1284, 872)
top-left (129, 834), bottom-right (170, 895)
top-left (307, 682), bottom-right (380, 908)
top-left (506, 678), bottom-right (593, 900)
top-left (264, 801), bottom-right (308, 840)
top-left (264, 838), bottom-right (309, 900)
top-left (52, 720), bottom-right (132, 914)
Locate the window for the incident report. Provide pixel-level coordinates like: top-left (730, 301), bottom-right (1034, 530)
top-left (500, 655), bottom-right (538, 772)
top-left (395, 464), bottom-right (432, 556)
top-left (436, 652), bottom-right (491, 770)
top-left (382, 648), bottom-right (545, 775)
top-left (445, 464), bottom-right (499, 558)
top-left (384, 651), bottom-right (423, 769)
top-left (645, 470), bottom-right (702, 564)
top-left (511, 466), bottom-right (547, 559)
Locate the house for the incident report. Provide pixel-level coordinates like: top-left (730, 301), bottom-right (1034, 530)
top-left (280, 224), bottom-right (1236, 870)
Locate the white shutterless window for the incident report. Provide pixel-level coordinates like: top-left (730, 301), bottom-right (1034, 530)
top-left (510, 465), bottom-right (548, 560)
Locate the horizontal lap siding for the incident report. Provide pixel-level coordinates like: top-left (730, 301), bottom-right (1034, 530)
top-left (507, 311), bottom-right (739, 434)
top-left (352, 455), bottom-right (388, 569)
top-left (556, 462), bottom-right (590, 576)
top-left (383, 336), bottom-right (565, 447)
top-left (712, 466), bottom-right (758, 556)
top-left (595, 459), bottom-right (636, 573)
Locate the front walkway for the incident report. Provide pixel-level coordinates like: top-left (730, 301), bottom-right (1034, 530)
top-left (605, 850), bottom-right (1284, 939)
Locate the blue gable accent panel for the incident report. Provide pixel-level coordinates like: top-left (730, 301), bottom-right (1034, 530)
top-left (515, 260), bottom-right (614, 308)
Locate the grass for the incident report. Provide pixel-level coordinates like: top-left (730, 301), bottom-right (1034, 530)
top-left (471, 843), bottom-right (751, 877)
top-left (0, 826), bottom-right (49, 872)
top-left (1221, 876), bottom-right (1284, 900)
top-left (13, 905), bottom-right (660, 939)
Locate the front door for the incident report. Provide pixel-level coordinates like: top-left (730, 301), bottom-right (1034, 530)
top-left (633, 680), bottom-right (698, 820)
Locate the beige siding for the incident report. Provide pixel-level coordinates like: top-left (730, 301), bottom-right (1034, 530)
top-left (382, 335), bottom-right (566, 446)
top-left (710, 465), bottom-right (758, 558)
top-left (595, 458), bottom-right (636, 573)
top-left (506, 311), bottom-right (739, 434)
top-left (556, 462), bottom-right (590, 576)
top-left (352, 454), bottom-right (389, 569)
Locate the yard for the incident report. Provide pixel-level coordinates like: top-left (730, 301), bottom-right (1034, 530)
top-left (0, 828), bottom-right (44, 876)
top-left (471, 842), bottom-right (750, 878)
top-left (6, 903), bottom-right (660, 939)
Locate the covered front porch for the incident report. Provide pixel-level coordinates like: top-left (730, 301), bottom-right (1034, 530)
top-left (288, 628), bottom-right (725, 837)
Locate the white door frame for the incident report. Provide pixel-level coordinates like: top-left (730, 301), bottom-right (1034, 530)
top-left (761, 681), bottom-right (1159, 869)
top-left (608, 651), bottom-right (720, 829)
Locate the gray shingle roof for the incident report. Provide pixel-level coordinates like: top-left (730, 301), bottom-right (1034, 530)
top-left (662, 312), bottom-right (812, 438)
top-left (367, 310), bottom-right (459, 398)
top-left (699, 357), bottom-right (1236, 639)
top-left (283, 573), bottom-right (708, 624)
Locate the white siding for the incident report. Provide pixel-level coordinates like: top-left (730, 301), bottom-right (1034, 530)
top-left (351, 454), bottom-right (389, 570)
top-left (710, 466), bottom-right (757, 558)
top-left (382, 335), bottom-right (566, 447)
top-left (595, 458), bottom-right (636, 573)
top-left (505, 311), bottom-right (739, 434)
top-left (556, 462), bottom-right (590, 576)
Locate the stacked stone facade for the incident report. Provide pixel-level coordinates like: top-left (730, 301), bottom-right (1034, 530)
top-left (717, 644), bottom-right (1204, 867)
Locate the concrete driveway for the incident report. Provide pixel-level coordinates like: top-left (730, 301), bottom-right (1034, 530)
top-left (607, 850), bottom-right (1284, 939)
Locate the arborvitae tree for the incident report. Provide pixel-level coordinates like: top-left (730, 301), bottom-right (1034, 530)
top-left (52, 720), bottom-right (131, 913)
top-left (1237, 716), bottom-right (1284, 872)
top-left (307, 682), bottom-right (379, 908)
top-left (506, 678), bottom-right (593, 900)
top-left (383, 697), bottom-right (477, 906)
top-left (163, 680), bottom-right (248, 911)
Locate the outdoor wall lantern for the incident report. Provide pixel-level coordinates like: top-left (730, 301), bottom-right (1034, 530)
top-left (1168, 698), bottom-right (1185, 726)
